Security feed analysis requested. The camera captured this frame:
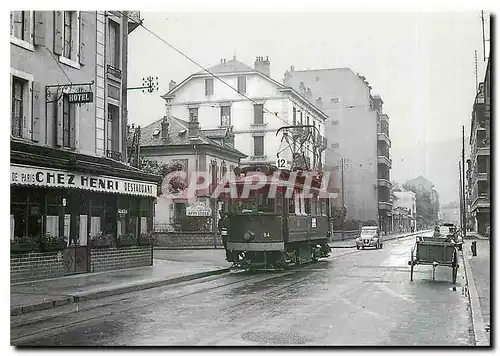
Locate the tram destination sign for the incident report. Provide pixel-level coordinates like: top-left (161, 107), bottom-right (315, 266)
top-left (10, 164), bottom-right (157, 197)
top-left (68, 91), bottom-right (93, 104)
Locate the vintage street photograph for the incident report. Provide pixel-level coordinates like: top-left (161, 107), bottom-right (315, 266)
top-left (9, 7), bottom-right (491, 347)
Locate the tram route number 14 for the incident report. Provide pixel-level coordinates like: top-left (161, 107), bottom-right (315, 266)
top-left (276, 158), bottom-right (291, 170)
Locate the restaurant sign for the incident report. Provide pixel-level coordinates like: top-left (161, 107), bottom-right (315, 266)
top-left (10, 164), bottom-right (157, 197)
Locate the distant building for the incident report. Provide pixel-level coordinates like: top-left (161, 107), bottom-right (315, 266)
top-left (139, 116), bottom-right (246, 229)
top-left (161, 57), bottom-right (328, 171)
top-left (467, 57), bottom-right (490, 235)
top-left (283, 67), bottom-right (392, 230)
top-left (439, 202), bottom-right (460, 226)
top-left (392, 191), bottom-right (417, 231)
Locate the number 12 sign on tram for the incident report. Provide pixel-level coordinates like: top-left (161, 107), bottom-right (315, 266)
top-left (276, 158), bottom-right (291, 170)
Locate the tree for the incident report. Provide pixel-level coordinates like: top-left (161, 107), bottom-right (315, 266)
top-left (404, 177), bottom-right (440, 227)
top-left (139, 158), bottom-right (187, 196)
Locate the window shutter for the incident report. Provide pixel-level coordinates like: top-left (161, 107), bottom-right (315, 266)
top-left (33, 11), bottom-right (45, 46)
top-left (55, 99), bottom-right (63, 146)
top-left (53, 11), bottom-right (63, 55)
top-left (31, 81), bottom-right (41, 142)
top-left (69, 107), bottom-right (76, 149)
top-left (79, 12), bottom-right (86, 65)
top-left (23, 11), bottom-right (30, 42)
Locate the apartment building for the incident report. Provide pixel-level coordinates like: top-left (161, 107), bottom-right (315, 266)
top-left (467, 58), bottom-right (491, 235)
top-left (10, 11), bottom-right (159, 250)
top-left (161, 57), bottom-right (328, 172)
top-left (283, 68), bottom-right (393, 229)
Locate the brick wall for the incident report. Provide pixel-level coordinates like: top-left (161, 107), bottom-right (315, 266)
top-left (11, 251), bottom-right (65, 284)
top-left (154, 232), bottom-right (222, 248)
top-left (89, 246), bottom-right (153, 273)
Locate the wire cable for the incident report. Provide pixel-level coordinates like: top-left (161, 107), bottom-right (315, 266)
top-left (118, 11), bottom-right (383, 180)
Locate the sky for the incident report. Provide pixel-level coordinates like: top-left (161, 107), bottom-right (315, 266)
top-left (127, 11), bottom-right (490, 205)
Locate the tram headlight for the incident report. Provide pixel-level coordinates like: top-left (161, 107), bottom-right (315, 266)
top-left (243, 231), bottom-right (254, 241)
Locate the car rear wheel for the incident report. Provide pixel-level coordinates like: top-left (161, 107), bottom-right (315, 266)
top-left (356, 245), bottom-right (360, 250)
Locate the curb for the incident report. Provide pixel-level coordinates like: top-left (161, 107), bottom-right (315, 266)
top-left (329, 231), bottom-right (424, 249)
top-left (154, 246), bottom-right (225, 250)
top-left (461, 247), bottom-right (489, 346)
top-left (10, 268), bottom-right (229, 317)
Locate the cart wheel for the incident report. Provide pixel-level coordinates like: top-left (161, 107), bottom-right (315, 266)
top-left (356, 245), bottom-right (360, 250)
top-left (380, 243), bottom-right (383, 249)
top-left (362, 246), bottom-right (365, 250)
top-left (410, 262), bottom-right (414, 281)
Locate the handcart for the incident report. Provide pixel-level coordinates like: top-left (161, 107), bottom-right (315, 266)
top-left (408, 235), bottom-right (460, 283)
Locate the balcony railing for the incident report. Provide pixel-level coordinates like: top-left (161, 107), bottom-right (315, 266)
top-left (377, 154), bottom-right (392, 168)
top-left (377, 132), bottom-right (391, 147)
top-left (107, 64), bottom-right (122, 80)
top-left (107, 150), bottom-right (123, 161)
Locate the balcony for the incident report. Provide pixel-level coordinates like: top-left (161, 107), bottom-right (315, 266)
top-left (377, 178), bottom-right (392, 188)
top-left (127, 11), bottom-right (142, 34)
top-left (107, 64), bottom-right (122, 82)
top-left (475, 172), bottom-right (488, 181)
top-left (377, 132), bottom-right (391, 147)
top-left (380, 113), bottom-right (389, 122)
top-left (107, 150), bottom-right (123, 161)
top-left (377, 154), bottom-right (392, 168)
top-left (470, 195), bottom-right (490, 212)
top-left (378, 201), bottom-right (393, 211)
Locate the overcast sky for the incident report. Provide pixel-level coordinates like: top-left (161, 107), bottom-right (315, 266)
top-left (127, 11), bottom-right (490, 205)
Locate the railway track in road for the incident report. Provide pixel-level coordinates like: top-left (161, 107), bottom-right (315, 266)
top-left (11, 245), bottom-right (381, 345)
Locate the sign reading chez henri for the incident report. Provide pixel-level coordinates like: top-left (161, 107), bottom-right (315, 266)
top-left (10, 164), bottom-right (157, 197)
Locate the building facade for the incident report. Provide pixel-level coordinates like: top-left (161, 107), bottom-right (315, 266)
top-left (467, 58), bottom-right (491, 235)
top-left (162, 57), bottom-right (328, 172)
top-left (10, 11), bottom-right (158, 251)
top-left (392, 191), bottom-right (417, 232)
top-left (283, 68), bottom-right (392, 228)
top-left (139, 115), bottom-right (246, 230)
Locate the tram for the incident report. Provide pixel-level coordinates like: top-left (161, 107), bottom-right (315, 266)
top-left (218, 164), bottom-right (333, 271)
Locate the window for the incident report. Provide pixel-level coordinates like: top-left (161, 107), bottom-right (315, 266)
top-left (107, 19), bottom-right (120, 68)
top-left (237, 76), bottom-right (246, 93)
top-left (331, 143), bottom-right (339, 149)
top-left (254, 104), bottom-right (264, 125)
top-left (254, 136), bottom-right (264, 157)
top-left (10, 11), bottom-right (30, 41)
top-left (61, 11), bottom-right (78, 63)
top-left (331, 120), bottom-right (339, 125)
top-left (300, 111), bottom-right (303, 125)
top-left (11, 77), bottom-right (25, 138)
top-left (107, 104), bottom-right (120, 152)
top-left (293, 107), bottom-right (297, 125)
top-left (221, 106), bottom-right (231, 126)
top-left (331, 97), bottom-right (339, 104)
top-left (189, 108), bottom-right (198, 122)
top-left (205, 78), bottom-right (214, 96)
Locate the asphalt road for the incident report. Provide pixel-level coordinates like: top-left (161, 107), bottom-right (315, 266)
top-left (11, 235), bottom-right (474, 346)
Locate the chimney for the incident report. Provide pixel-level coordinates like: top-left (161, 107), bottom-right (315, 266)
top-left (254, 56), bottom-right (271, 77)
top-left (290, 65), bottom-right (295, 71)
top-left (306, 88), bottom-right (313, 102)
top-left (299, 82), bottom-right (306, 96)
top-left (188, 121), bottom-right (199, 138)
top-left (161, 117), bottom-right (169, 140)
top-left (169, 80), bottom-right (177, 91)
top-left (316, 97), bottom-right (323, 109)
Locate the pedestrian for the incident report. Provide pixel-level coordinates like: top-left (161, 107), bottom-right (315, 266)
top-left (218, 211), bottom-right (231, 261)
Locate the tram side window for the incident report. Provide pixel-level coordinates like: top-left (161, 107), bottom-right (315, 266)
top-left (304, 198), bottom-right (311, 215)
top-left (288, 198), bottom-right (295, 214)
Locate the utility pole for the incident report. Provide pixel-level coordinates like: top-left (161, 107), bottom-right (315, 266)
top-left (462, 126), bottom-right (466, 236)
top-left (459, 161), bottom-right (463, 230)
top-left (341, 158), bottom-right (345, 241)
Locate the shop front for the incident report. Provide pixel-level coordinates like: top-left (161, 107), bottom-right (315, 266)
top-left (10, 142), bottom-right (160, 283)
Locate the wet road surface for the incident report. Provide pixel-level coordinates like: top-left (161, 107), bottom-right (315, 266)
top-left (11, 235), bottom-right (474, 346)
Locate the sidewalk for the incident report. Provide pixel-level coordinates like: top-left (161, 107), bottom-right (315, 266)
top-left (462, 238), bottom-right (490, 346)
top-left (11, 249), bottom-right (231, 316)
top-left (328, 230), bottom-right (428, 248)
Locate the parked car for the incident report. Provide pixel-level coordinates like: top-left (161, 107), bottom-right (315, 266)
top-left (356, 226), bottom-right (382, 250)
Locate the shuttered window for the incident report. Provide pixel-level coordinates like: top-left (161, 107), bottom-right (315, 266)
top-left (11, 77), bottom-right (24, 138)
top-left (237, 76), bottom-right (246, 93)
top-left (63, 95), bottom-right (71, 147)
top-left (254, 136), bottom-right (264, 157)
top-left (205, 78), bottom-right (214, 96)
top-left (254, 104), bottom-right (264, 125)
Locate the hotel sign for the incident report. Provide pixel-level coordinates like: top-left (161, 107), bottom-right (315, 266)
top-left (68, 92), bottom-right (93, 104)
top-left (11, 164), bottom-right (157, 197)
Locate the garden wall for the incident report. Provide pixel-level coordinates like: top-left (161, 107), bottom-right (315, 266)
top-left (89, 246), bottom-right (153, 273)
top-left (154, 232), bottom-right (223, 248)
top-left (11, 251), bottom-right (65, 284)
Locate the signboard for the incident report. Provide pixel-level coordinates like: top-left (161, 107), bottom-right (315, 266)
top-left (118, 209), bottom-right (128, 215)
top-left (68, 92), bottom-right (93, 104)
top-left (276, 157), bottom-right (291, 170)
top-left (10, 164), bottom-right (157, 197)
top-left (311, 217), bottom-right (317, 228)
top-left (186, 201), bottom-right (212, 217)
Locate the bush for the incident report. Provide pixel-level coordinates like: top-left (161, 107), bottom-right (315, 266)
top-left (178, 216), bottom-right (212, 232)
top-left (11, 236), bottom-right (39, 254)
top-left (117, 233), bottom-right (137, 247)
top-left (89, 233), bottom-right (115, 248)
top-left (40, 233), bottom-right (66, 252)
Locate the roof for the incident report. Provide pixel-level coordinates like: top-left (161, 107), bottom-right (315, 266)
top-left (139, 116), bottom-right (247, 158)
top-left (198, 59), bottom-right (254, 75)
top-left (162, 59), bottom-right (329, 121)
